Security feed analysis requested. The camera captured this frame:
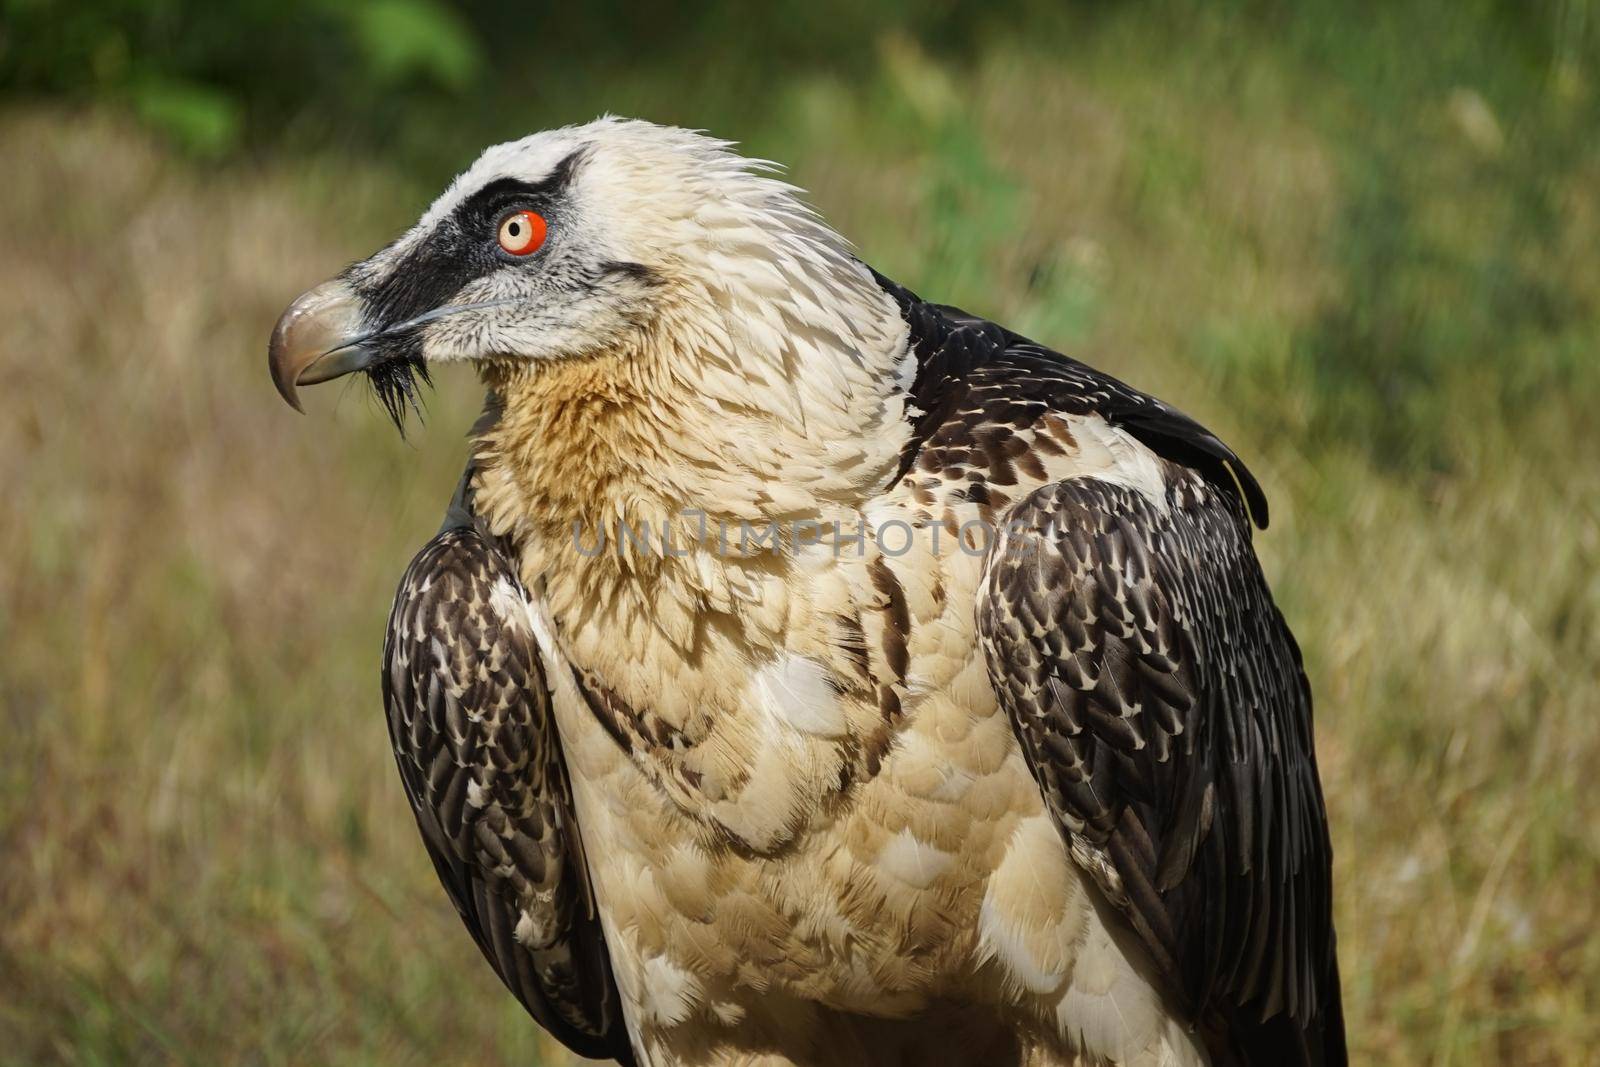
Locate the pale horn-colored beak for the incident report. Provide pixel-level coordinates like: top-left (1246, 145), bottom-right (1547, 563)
top-left (268, 279), bottom-right (376, 412)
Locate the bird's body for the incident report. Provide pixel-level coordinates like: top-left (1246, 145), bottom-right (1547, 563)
top-left (467, 291), bottom-right (1223, 1067)
top-left (272, 118), bottom-right (1344, 1066)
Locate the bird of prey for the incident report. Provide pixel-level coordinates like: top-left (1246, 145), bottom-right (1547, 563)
top-left (269, 118), bottom-right (1345, 1066)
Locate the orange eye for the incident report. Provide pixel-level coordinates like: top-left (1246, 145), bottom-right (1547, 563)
top-left (497, 210), bottom-right (547, 256)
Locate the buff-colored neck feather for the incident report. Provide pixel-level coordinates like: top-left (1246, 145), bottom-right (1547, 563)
top-left (470, 238), bottom-right (911, 657)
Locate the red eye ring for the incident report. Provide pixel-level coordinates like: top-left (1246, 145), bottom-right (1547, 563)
top-left (497, 210), bottom-right (547, 256)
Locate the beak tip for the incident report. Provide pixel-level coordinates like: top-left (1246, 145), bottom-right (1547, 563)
top-left (269, 348), bottom-right (305, 413)
top-left (268, 279), bottom-right (365, 413)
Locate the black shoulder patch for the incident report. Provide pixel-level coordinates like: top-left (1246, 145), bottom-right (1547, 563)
top-left (872, 269), bottom-right (1270, 528)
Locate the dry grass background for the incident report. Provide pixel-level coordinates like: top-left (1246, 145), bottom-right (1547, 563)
top-left (2, 23), bottom-right (1598, 1066)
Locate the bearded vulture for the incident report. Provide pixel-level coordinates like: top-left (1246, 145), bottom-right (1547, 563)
top-left (269, 118), bottom-right (1345, 1066)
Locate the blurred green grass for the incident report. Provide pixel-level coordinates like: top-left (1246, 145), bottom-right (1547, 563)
top-left (2, 2), bottom-right (1598, 1064)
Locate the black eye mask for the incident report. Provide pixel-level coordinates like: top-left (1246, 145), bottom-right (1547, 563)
top-left (347, 148), bottom-right (589, 431)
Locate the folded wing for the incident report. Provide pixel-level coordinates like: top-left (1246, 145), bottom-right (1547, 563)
top-left (383, 520), bottom-right (632, 1063)
top-left (978, 473), bottom-right (1343, 1066)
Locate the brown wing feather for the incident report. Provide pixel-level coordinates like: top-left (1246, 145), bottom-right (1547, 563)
top-left (875, 272), bottom-right (1341, 1064)
top-left (383, 525), bottom-right (632, 1063)
top-left (978, 473), bottom-right (1344, 1067)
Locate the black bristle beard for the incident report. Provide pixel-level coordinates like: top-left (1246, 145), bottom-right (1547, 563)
top-left (366, 356), bottom-right (432, 434)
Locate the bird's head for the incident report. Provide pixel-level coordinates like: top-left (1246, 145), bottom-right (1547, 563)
top-left (269, 117), bottom-right (890, 427)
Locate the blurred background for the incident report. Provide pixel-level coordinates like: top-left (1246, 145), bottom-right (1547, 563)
top-left (1, 0), bottom-right (1597, 1063)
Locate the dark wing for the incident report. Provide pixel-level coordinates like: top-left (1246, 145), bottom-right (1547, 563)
top-left (873, 269), bottom-right (1269, 528)
top-left (383, 525), bottom-right (633, 1064)
top-left (978, 473), bottom-right (1344, 1066)
top-left (871, 276), bottom-right (1343, 1064)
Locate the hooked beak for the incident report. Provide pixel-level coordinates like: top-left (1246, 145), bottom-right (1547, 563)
top-left (267, 279), bottom-right (377, 412)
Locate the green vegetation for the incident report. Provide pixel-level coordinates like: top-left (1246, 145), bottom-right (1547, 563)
top-left (1, 2), bottom-right (1597, 1063)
